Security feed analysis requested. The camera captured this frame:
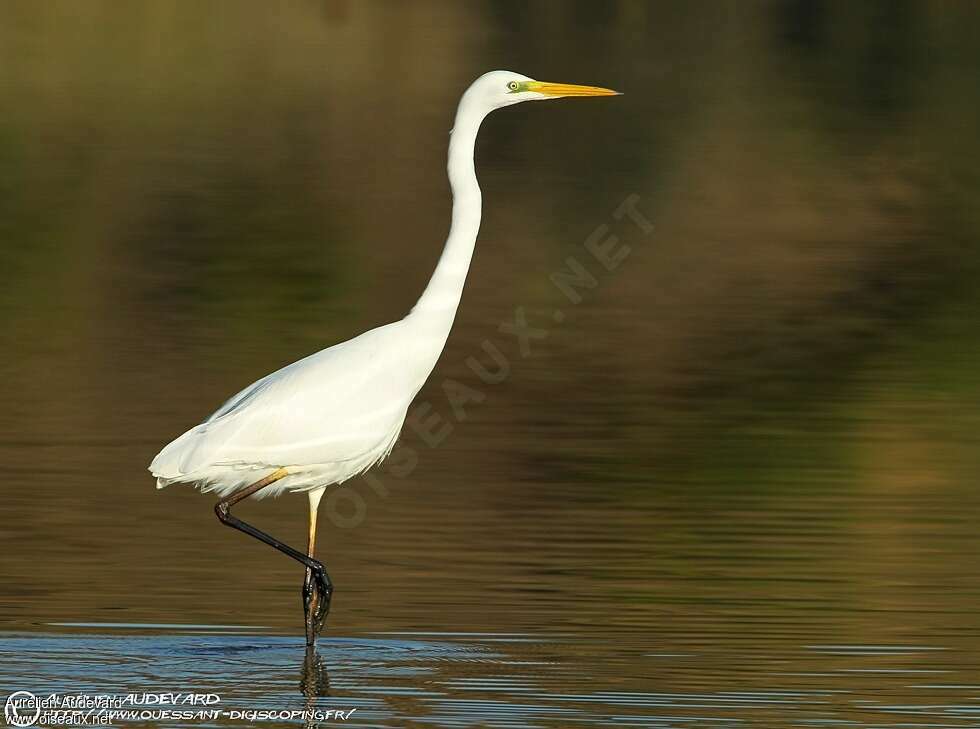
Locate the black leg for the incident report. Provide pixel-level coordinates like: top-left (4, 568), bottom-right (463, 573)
top-left (214, 468), bottom-right (333, 644)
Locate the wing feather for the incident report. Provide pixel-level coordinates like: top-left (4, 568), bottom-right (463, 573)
top-left (150, 320), bottom-right (426, 483)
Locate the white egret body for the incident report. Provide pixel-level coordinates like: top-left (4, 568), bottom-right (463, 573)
top-left (148, 70), bottom-right (618, 644)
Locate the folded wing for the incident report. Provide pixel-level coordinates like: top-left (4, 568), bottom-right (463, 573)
top-left (150, 321), bottom-right (425, 484)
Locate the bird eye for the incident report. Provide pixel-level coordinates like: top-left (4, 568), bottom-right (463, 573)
top-left (507, 81), bottom-right (520, 92)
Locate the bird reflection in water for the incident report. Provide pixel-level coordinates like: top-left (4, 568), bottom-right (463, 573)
top-left (299, 646), bottom-right (330, 698)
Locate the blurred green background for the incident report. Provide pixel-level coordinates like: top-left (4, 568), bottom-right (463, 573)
top-left (2, 1), bottom-right (980, 722)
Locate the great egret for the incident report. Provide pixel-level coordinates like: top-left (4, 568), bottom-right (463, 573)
top-left (149, 70), bottom-right (619, 646)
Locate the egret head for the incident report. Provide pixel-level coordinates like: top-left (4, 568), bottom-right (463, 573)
top-left (465, 70), bottom-right (620, 114)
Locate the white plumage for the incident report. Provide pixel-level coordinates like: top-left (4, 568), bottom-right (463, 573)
top-left (149, 70), bottom-right (618, 502)
top-left (151, 321), bottom-right (423, 498)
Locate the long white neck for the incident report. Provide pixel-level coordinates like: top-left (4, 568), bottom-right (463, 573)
top-left (409, 95), bottom-right (488, 329)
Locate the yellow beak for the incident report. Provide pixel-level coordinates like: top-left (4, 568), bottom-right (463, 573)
top-left (527, 81), bottom-right (621, 98)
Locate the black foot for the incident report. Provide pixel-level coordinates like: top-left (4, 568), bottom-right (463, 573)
top-left (302, 562), bottom-right (333, 645)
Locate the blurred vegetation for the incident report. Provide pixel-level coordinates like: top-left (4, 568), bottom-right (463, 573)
top-left (2, 1), bottom-right (980, 632)
top-left (1, 0), bottom-right (979, 472)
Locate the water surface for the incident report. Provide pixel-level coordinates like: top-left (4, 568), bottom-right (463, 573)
top-left (4, 625), bottom-right (980, 727)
